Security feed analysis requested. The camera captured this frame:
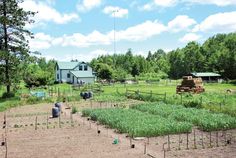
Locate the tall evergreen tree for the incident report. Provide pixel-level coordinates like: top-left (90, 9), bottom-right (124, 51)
top-left (0, 0), bottom-right (35, 94)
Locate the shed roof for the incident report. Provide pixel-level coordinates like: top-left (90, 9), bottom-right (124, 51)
top-left (190, 72), bottom-right (221, 77)
top-left (70, 71), bottom-right (95, 78)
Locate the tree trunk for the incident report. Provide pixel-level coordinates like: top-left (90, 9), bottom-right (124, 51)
top-left (3, 0), bottom-right (10, 93)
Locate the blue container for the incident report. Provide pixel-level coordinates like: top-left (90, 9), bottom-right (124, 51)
top-left (52, 107), bottom-right (60, 118)
top-left (55, 102), bottom-right (61, 112)
top-left (80, 92), bottom-right (84, 97)
top-left (84, 92), bottom-right (89, 99)
top-left (88, 91), bottom-right (93, 98)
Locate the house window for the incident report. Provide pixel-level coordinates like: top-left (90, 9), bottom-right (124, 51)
top-left (84, 65), bottom-right (88, 71)
top-left (57, 74), bottom-right (59, 79)
top-left (67, 73), bottom-right (70, 78)
top-left (79, 65), bottom-right (83, 70)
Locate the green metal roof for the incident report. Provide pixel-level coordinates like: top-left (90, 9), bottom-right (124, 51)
top-left (57, 61), bottom-right (80, 70)
top-left (191, 72), bottom-right (221, 77)
top-left (70, 71), bottom-right (95, 78)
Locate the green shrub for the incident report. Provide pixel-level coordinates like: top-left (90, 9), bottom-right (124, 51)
top-left (183, 100), bottom-right (202, 108)
top-left (72, 106), bottom-right (78, 114)
top-left (26, 96), bottom-right (41, 104)
top-left (2, 92), bottom-right (15, 99)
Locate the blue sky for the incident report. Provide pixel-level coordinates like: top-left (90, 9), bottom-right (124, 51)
top-left (20, 0), bottom-right (236, 61)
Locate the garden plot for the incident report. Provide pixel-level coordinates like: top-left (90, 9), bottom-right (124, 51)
top-left (0, 101), bottom-right (236, 158)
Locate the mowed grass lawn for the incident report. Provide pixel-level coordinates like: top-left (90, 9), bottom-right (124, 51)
top-left (102, 81), bottom-right (236, 95)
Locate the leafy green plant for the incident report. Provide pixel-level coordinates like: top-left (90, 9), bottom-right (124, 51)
top-left (132, 103), bottom-right (236, 132)
top-left (82, 108), bottom-right (192, 137)
top-left (72, 106), bottom-right (78, 114)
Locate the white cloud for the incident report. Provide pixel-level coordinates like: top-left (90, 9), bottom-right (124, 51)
top-left (114, 20), bottom-right (166, 41)
top-left (193, 11), bottom-right (236, 33)
top-left (184, 0), bottom-right (236, 6)
top-left (29, 20), bottom-right (166, 50)
top-left (168, 15), bottom-right (196, 32)
top-left (20, 0), bottom-right (79, 27)
top-left (140, 0), bottom-right (177, 11)
top-left (77, 0), bottom-right (102, 12)
top-left (103, 6), bottom-right (129, 18)
top-left (29, 33), bottom-right (53, 50)
top-left (58, 50), bottom-right (109, 62)
top-left (154, 0), bottom-right (177, 7)
top-left (140, 0), bottom-right (236, 11)
top-left (179, 33), bottom-right (201, 43)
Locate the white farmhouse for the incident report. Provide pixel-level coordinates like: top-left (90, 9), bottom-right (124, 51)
top-left (55, 61), bottom-right (96, 84)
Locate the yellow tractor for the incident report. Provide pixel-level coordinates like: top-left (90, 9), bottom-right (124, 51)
top-left (176, 76), bottom-right (205, 94)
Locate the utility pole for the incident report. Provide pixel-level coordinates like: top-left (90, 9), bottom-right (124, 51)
top-left (113, 10), bottom-right (119, 55)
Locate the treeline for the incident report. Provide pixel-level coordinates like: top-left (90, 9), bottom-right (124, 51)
top-left (90, 32), bottom-right (236, 80)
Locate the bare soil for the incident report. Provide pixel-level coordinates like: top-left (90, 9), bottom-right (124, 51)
top-left (0, 100), bottom-right (235, 158)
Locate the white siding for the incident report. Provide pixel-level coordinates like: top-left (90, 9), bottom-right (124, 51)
top-left (78, 77), bottom-right (95, 84)
top-left (61, 70), bottom-right (71, 83)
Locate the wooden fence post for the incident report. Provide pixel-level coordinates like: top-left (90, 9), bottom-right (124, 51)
top-left (47, 113), bottom-right (49, 129)
top-left (35, 116), bottom-right (38, 130)
top-left (178, 134), bottom-right (181, 150)
top-left (201, 132), bottom-right (204, 148)
top-left (164, 92), bottom-right (167, 103)
top-left (186, 133), bottom-right (189, 150)
top-left (167, 135), bottom-right (170, 151)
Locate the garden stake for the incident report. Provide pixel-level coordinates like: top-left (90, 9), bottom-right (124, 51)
top-left (163, 142), bottom-right (167, 158)
top-left (216, 131), bottom-right (219, 147)
top-left (144, 142), bottom-right (147, 154)
top-left (167, 135), bottom-right (170, 151)
top-left (70, 112), bottom-right (73, 127)
top-left (35, 116), bottom-right (38, 130)
top-left (5, 137), bottom-right (7, 158)
top-left (209, 132), bottom-right (212, 147)
top-left (186, 133), bottom-right (189, 150)
top-left (46, 114), bottom-right (49, 129)
top-left (224, 131), bottom-right (227, 146)
top-left (194, 129), bottom-right (196, 149)
top-left (201, 132), bottom-right (204, 148)
top-left (59, 114), bottom-right (61, 128)
top-left (178, 134), bottom-right (181, 150)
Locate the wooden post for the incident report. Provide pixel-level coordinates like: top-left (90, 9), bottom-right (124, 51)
top-left (194, 129), bottom-right (196, 149)
top-left (224, 131), bottom-right (227, 146)
top-left (167, 135), bottom-right (170, 150)
top-left (201, 132), bottom-right (204, 148)
top-left (47, 113), bottom-right (49, 129)
top-left (5, 137), bottom-right (7, 158)
top-left (209, 132), bottom-right (212, 147)
top-left (202, 132), bottom-right (205, 149)
top-left (70, 112), bottom-right (73, 127)
top-left (163, 142), bottom-right (167, 158)
top-left (186, 133), bottom-right (189, 150)
top-left (164, 92), bottom-right (167, 103)
top-left (144, 142), bottom-right (147, 154)
top-left (178, 134), bottom-right (181, 150)
top-left (35, 116), bottom-right (38, 130)
top-left (59, 114), bottom-right (61, 128)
